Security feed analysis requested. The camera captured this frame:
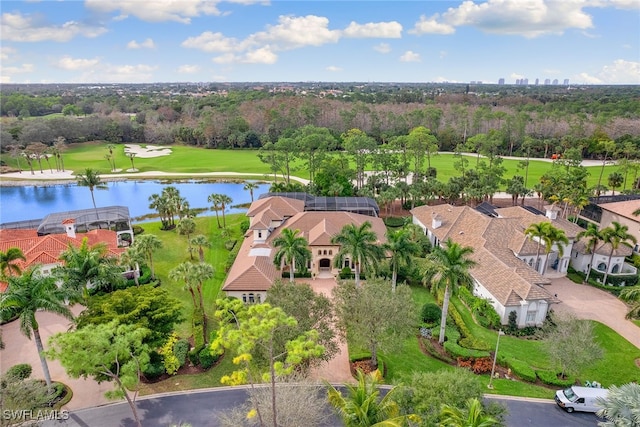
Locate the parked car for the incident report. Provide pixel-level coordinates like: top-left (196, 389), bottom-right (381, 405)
top-left (555, 386), bottom-right (608, 413)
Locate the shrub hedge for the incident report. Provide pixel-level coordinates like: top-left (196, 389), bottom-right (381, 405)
top-left (199, 346), bottom-right (220, 369)
top-left (505, 358), bottom-right (536, 383)
top-left (536, 370), bottom-right (576, 387)
top-left (5, 364), bottom-right (32, 381)
top-left (174, 339), bottom-right (190, 367)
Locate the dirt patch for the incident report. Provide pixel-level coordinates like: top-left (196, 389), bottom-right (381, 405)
top-left (635, 358), bottom-right (640, 369)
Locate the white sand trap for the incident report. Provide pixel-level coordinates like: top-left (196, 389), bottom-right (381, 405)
top-left (124, 144), bottom-right (172, 158)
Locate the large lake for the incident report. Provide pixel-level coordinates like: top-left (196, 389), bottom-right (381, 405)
top-left (0, 180), bottom-right (271, 224)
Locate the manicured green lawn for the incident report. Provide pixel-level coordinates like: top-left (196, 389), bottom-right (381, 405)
top-left (1, 142), bottom-right (624, 189)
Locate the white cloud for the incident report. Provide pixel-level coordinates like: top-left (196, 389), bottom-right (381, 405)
top-left (598, 59), bottom-right (640, 84)
top-left (400, 51), bottom-right (421, 62)
top-left (246, 15), bottom-right (340, 50)
top-left (127, 38), bottom-right (156, 49)
top-left (212, 53), bottom-right (239, 64)
top-left (78, 64), bottom-right (158, 83)
top-left (0, 46), bottom-right (16, 60)
top-left (510, 72), bottom-right (525, 80)
top-left (182, 32), bottom-right (238, 53)
top-left (85, 0), bottom-right (221, 24)
top-left (242, 46), bottom-right (277, 64)
top-left (373, 43), bottom-right (391, 54)
top-left (342, 21), bottom-right (402, 38)
top-left (575, 72), bottom-right (602, 84)
top-left (55, 56), bottom-right (101, 70)
top-left (411, 0), bottom-right (596, 38)
top-left (326, 65), bottom-right (342, 72)
top-left (0, 63), bottom-right (34, 75)
top-left (1, 11), bottom-right (107, 42)
top-left (177, 64), bottom-right (201, 74)
top-left (410, 15), bottom-right (455, 35)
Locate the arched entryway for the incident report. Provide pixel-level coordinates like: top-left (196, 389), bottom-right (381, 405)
top-left (319, 258), bottom-right (331, 270)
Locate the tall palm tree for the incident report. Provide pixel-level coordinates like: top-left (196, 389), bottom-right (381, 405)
top-left (600, 221), bottom-right (637, 286)
top-left (541, 224), bottom-right (569, 274)
top-left (525, 221), bottom-right (551, 274)
top-left (439, 397), bottom-right (498, 427)
top-left (0, 247), bottom-right (26, 279)
top-left (107, 144), bottom-right (117, 171)
top-left (383, 229), bottom-right (419, 292)
top-left (190, 234), bottom-right (211, 263)
top-left (207, 193), bottom-right (222, 228)
top-left (191, 262), bottom-right (214, 335)
top-left (0, 267), bottom-right (75, 390)
top-left (326, 370), bottom-right (419, 427)
top-left (272, 228), bottom-right (311, 283)
top-left (176, 218), bottom-right (196, 259)
top-left (332, 221), bottom-right (384, 288)
top-left (76, 168), bottom-right (107, 215)
top-left (576, 223), bottom-right (604, 284)
top-left (132, 234), bottom-right (163, 280)
top-left (218, 194), bottom-right (233, 228)
top-left (56, 238), bottom-right (123, 300)
top-left (169, 262), bottom-right (198, 311)
top-left (244, 181), bottom-right (260, 202)
top-left (423, 238), bottom-right (476, 344)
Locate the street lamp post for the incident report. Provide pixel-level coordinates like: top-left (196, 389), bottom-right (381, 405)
top-left (487, 329), bottom-right (504, 389)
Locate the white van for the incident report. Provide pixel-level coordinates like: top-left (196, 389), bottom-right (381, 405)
top-left (555, 386), bottom-right (608, 413)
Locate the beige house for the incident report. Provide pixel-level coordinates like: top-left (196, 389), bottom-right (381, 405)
top-left (411, 203), bottom-right (583, 327)
top-left (599, 200), bottom-right (640, 254)
top-left (222, 195), bottom-right (386, 303)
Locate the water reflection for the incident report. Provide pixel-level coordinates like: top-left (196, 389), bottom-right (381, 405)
top-left (0, 180), bottom-right (270, 224)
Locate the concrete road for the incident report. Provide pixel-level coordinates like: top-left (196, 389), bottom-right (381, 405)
top-left (488, 396), bottom-right (599, 427)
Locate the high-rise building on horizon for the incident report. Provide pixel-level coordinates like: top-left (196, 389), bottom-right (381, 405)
top-left (498, 78), bottom-right (505, 85)
top-left (563, 79), bottom-right (570, 85)
top-left (544, 78), bottom-right (551, 85)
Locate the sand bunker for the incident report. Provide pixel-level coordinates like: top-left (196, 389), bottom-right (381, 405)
top-left (124, 144), bottom-right (172, 158)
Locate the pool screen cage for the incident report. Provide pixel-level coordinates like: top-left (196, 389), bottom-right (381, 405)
top-left (35, 206), bottom-right (132, 235)
top-left (259, 193), bottom-right (379, 217)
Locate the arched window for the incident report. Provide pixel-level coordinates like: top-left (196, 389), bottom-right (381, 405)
top-left (612, 264), bottom-right (620, 274)
top-left (248, 293), bottom-right (255, 303)
top-left (597, 262), bottom-right (607, 272)
top-left (323, 250), bottom-right (327, 255)
top-left (528, 259), bottom-right (533, 267)
top-left (318, 250), bottom-right (322, 255)
top-left (242, 294), bottom-right (247, 303)
top-left (257, 294), bottom-right (262, 303)
top-left (329, 250), bottom-right (333, 255)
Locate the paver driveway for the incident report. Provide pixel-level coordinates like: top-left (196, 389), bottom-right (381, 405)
top-left (549, 277), bottom-right (640, 350)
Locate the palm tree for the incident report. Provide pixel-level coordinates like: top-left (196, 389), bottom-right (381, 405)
top-left (272, 228), bottom-right (311, 283)
top-left (383, 229), bottom-right (419, 292)
top-left (76, 168), bottom-right (107, 215)
top-left (0, 267), bottom-right (75, 390)
top-left (56, 238), bottom-right (123, 299)
top-left (126, 152), bottom-right (137, 171)
top-left (619, 286), bottom-right (640, 320)
top-left (332, 221), bottom-right (384, 288)
top-left (525, 221), bottom-right (551, 274)
top-left (190, 235), bottom-right (211, 263)
top-left (576, 223), bottom-right (604, 284)
top-left (119, 247), bottom-right (144, 286)
top-left (423, 238), bottom-right (476, 344)
top-left (218, 194), bottom-right (233, 228)
top-left (326, 370), bottom-right (419, 427)
top-left (0, 247), bottom-right (26, 279)
top-left (596, 383), bottom-right (640, 427)
top-left (191, 262), bottom-right (214, 334)
top-left (176, 218), bottom-right (197, 259)
top-left (132, 234), bottom-right (163, 280)
top-left (207, 193), bottom-right (222, 228)
top-left (541, 224), bottom-right (569, 274)
top-left (600, 221), bottom-right (637, 286)
top-left (107, 144), bottom-right (117, 171)
top-left (244, 181), bottom-right (260, 202)
top-left (439, 397), bottom-right (498, 427)
top-left (169, 262), bottom-right (198, 311)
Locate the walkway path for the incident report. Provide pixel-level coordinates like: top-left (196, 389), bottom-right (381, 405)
top-left (298, 277), bottom-right (355, 384)
top-left (549, 277), bottom-right (640, 350)
top-left (0, 305), bottom-right (112, 410)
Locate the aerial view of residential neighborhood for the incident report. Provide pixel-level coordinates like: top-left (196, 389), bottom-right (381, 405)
top-left (1, 1), bottom-right (639, 426)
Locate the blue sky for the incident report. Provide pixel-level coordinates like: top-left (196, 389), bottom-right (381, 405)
top-left (1, 0), bottom-right (639, 84)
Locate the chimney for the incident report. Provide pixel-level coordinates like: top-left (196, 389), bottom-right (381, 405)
top-left (432, 213), bottom-right (442, 229)
top-left (544, 205), bottom-right (560, 220)
top-left (62, 218), bottom-right (76, 238)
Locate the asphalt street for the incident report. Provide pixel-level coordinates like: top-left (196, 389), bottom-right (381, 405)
top-left (36, 388), bottom-right (603, 427)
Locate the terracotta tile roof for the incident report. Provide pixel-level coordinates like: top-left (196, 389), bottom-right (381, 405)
top-left (223, 199), bottom-right (387, 293)
top-left (598, 200), bottom-right (640, 221)
top-left (246, 196), bottom-right (304, 218)
top-left (0, 228), bottom-right (123, 274)
top-left (412, 204), bottom-right (556, 306)
top-left (249, 207), bottom-right (280, 230)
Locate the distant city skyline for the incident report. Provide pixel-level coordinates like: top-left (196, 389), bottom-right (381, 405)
top-left (1, 1), bottom-right (639, 85)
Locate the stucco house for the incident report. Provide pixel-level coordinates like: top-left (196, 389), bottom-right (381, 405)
top-left (571, 200), bottom-right (639, 284)
top-left (0, 220), bottom-right (124, 292)
top-left (222, 194), bottom-right (386, 303)
top-left (411, 203), bottom-right (583, 327)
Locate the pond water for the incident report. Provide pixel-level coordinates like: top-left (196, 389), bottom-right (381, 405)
top-left (0, 180), bottom-right (271, 224)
